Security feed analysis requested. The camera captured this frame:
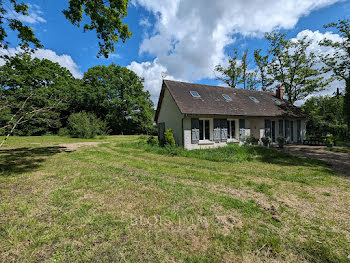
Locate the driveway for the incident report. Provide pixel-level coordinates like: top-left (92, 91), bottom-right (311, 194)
top-left (280, 145), bottom-right (350, 176)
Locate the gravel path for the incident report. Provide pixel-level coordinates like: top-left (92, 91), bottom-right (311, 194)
top-left (281, 145), bottom-right (350, 176)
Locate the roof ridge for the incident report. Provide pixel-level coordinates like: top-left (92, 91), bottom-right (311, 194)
top-left (163, 79), bottom-right (274, 95)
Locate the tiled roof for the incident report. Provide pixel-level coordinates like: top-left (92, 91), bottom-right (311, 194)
top-left (155, 80), bottom-right (306, 122)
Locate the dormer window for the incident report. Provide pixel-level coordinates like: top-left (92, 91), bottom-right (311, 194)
top-left (222, 94), bottom-right (232, 101)
top-left (272, 98), bottom-right (282, 105)
top-left (190, 91), bottom-right (200, 98)
top-left (249, 96), bottom-right (259, 103)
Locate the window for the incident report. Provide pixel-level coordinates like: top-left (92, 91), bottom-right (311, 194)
top-left (239, 119), bottom-right (246, 137)
top-left (272, 121), bottom-right (276, 142)
top-left (190, 90), bottom-right (200, 98)
top-left (222, 94), bottom-right (232, 101)
top-left (227, 120), bottom-right (236, 139)
top-left (199, 119), bottom-right (210, 140)
top-left (249, 96), bottom-right (259, 103)
top-left (272, 98), bottom-right (282, 105)
top-left (291, 121), bottom-right (294, 142)
top-left (279, 120), bottom-right (284, 136)
top-left (285, 120), bottom-right (290, 140)
top-left (265, 119), bottom-right (271, 138)
top-left (297, 120), bottom-right (301, 142)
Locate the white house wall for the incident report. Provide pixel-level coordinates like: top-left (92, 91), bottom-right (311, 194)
top-left (183, 116), bottom-right (306, 150)
top-left (157, 89), bottom-right (184, 146)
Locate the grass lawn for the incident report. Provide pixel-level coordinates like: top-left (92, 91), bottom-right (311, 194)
top-left (325, 146), bottom-right (350, 155)
top-left (1, 136), bottom-right (350, 262)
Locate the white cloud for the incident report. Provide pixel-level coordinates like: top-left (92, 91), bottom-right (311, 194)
top-left (129, 0), bottom-right (343, 104)
top-left (139, 17), bottom-right (151, 28)
top-left (0, 47), bottom-right (83, 78)
top-left (127, 59), bottom-right (176, 105)
top-left (6, 3), bottom-right (46, 24)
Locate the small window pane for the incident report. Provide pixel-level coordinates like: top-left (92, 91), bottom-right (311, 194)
top-left (222, 94), bottom-right (232, 101)
top-left (272, 98), bottom-right (282, 105)
top-left (199, 120), bottom-right (204, 140)
top-left (231, 121), bottom-right (236, 138)
top-left (239, 119), bottom-right (245, 129)
top-left (190, 91), bottom-right (200, 97)
top-left (227, 121), bottom-right (231, 138)
top-left (249, 96), bottom-right (259, 103)
top-left (205, 120), bottom-right (210, 140)
top-left (279, 120), bottom-right (284, 136)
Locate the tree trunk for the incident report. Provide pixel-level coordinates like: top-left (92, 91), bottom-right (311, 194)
top-left (0, 116), bottom-right (24, 147)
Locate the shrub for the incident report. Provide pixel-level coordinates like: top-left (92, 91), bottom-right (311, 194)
top-left (277, 136), bottom-right (285, 144)
top-left (261, 136), bottom-right (271, 145)
top-left (147, 136), bottom-right (158, 146)
top-left (67, 112), bottom-right (107, 139)
top-left (244, 135), bottom-right (258, 145)
top-left (164, 129), bottom-right (175, 147)
top-left (58, 127), bottom-right (69, 137)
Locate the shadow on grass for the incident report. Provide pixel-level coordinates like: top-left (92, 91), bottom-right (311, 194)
top-left (0, 146), bottom-right (67, 176)
top-left (252, 147), bottom-right (330, 167)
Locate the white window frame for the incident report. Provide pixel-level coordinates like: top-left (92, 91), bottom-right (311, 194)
top-left (199, 118), bottom-right (211, 142)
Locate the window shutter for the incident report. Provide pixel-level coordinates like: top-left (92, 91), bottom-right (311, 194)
top-left (213, 119), bottom-right (221, 142)
top-left (220, 119), bottom-right (228, 142)
top-left (191, 118), bottom-right (199, 144)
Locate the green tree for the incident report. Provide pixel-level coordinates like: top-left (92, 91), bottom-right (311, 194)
top-left (320, 19), bottom-right (350, 133)
top-left (215, 49), bottom-right (259, 90)
top-left (0, 0), bottom-right (131, 57)
top-left (215, 49), bottom-right (242, 88)
top-left (254, 49), bottom-right (272, 91)
top-left (67, 111), bottom-right (107, 138)
top-left (302, 95), bottom-right (347, 137)
top-left (241, 49), bottom-right (249, 89)
top-left (81, 64), bottom-right (154, 134)
top-left (265, 32), bottom-right (330, 104)
top-left (0, 53), bottom-right (76, 145)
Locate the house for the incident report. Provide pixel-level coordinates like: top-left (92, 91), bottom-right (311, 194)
top-left (155, 80), bottom-right (307, 149)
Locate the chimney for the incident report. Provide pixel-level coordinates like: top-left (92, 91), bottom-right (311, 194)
top-left (276, 86), bottom-right (284, 100)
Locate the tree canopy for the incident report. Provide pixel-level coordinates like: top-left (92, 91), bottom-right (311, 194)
top-left (0, 53), bottom-right (76, 143)
top-left (81, 64), bottom-right (154, 134)
top-left (0, 0), bottom-right (131, 57)
top-left (320, 19), bottom-right (350, 131)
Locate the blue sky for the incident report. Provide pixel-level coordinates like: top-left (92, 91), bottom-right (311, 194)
top-left (3, 0), bottom-right (350, 105)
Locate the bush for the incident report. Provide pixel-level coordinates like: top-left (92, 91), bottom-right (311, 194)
top-left (244, 135), bottom-right (259, 145)
top-left (164, 129), bottom-right (175, 147)
top-left (147, 136), bottom-right (158, 146)
top-left (261, 136), bottom-right (271, 145)
top-left (58, 127), bottom-right (69, 137)
top-left (67, 112), bottom-right (107, 139)
top-left (277, 136), bottom-right (285, 144)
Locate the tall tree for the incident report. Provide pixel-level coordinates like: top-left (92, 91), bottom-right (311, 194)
top-left (215, 49), bottom-right (259, 90)
top-left (0, 53), bottom-right (75, 145)
top-left (265, 32), bottom-right (330, 104)
top-left (0, 0), bottom-right (131, 57)
top-left (82, 64), bottom-right (154, 134)
top-left (241, 49), bottom-right (249, 89)
top-left (215, 49), bottom-right (242, 88)
top-left (254, 49), bottom-right (272, 91)
top-left (302, 95), bottom-right (346, 137)
top-left (246, 71), bottom-right (259, 90)
top-left (320, 19), bottom-right (350, 132)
